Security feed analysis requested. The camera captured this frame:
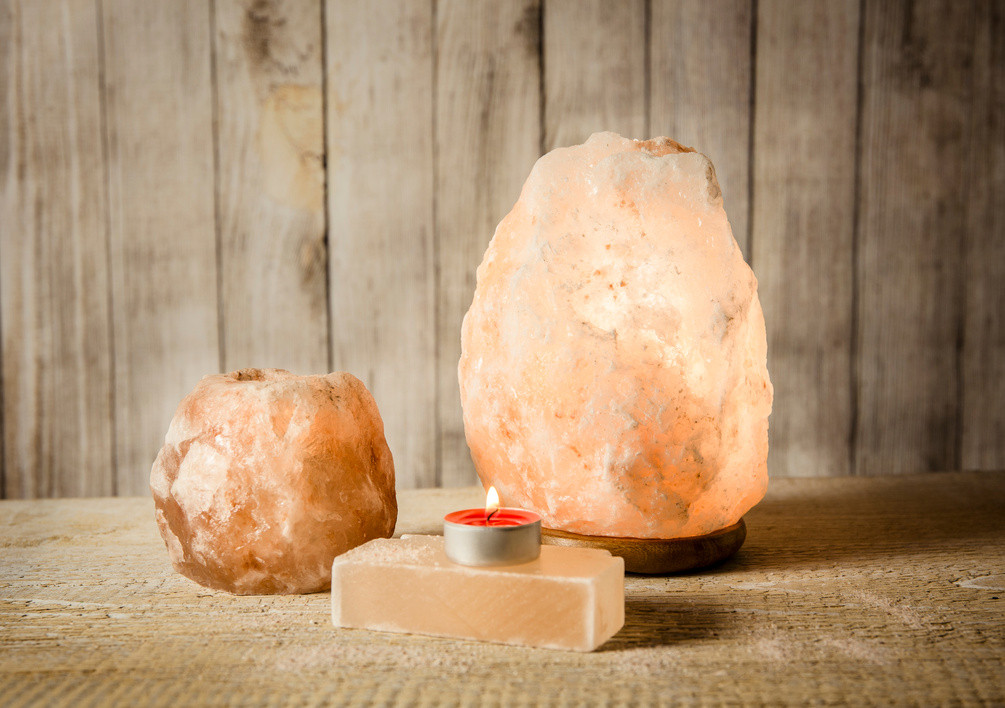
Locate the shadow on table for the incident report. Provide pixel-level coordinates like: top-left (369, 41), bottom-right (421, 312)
top-left (725, 472), bottom-right (1005, 573)
top-left (600, 596), bottom-right (736, 651)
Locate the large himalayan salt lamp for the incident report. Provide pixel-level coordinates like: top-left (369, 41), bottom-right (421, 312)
top-left (459, 132), bottom-right (772, 540)
top-left (150, 369), bottom-right (396, 594)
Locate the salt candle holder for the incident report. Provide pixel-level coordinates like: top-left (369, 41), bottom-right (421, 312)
top-left (332, 485), bottom-right (624, 651)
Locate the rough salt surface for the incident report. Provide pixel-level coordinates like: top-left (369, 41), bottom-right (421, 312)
top-left (150, 369), bottom-right (396, 594)
top-left (458, 132), bottom-right (772, 540)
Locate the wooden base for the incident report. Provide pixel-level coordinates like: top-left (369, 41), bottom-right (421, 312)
top-left (541, 518), bottom-right (747, 574)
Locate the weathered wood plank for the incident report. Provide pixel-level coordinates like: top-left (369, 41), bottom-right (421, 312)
top-left (753, 0), bottom-right (859, 477)
top-left (0, 0), bottom-right (5, 499)
top-left (102, 0), bottom-right (220, 495)
top-left (961, 0), bottom-right (1005, 470)
top-left (2, 473), bottom-right (1004, 704)
top-left (436, 0), bottom-right (542, 487)
top-left (650, 0), bottom-right (753, 258)
top-left (327, 0), bottom-right (436, 489)
top-left (0, 0), bottom-right (114, 497)
top-left (543, 0), bottom-right (646, 149)
top-left (855, 0), bottom-right (975, 475)
top-left (214, 0), bottom-right (329, 375)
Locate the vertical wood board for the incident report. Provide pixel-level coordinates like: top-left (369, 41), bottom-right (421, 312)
top-left (855, 0), bottom-right (974, 475)
top-left (0, 0), bottom-right (114, 497)
top-left (326, 0), bottom-right (436, 489)
top-left (103, 0), bottom-right (220, 495)
top-left (753, 0), bottom-right (859, 477)
top-left (649, 0), bottom-right (753, 258)
top-left (0, 0), bottom-right (7, 498)
top-left (961, 0), bottom-right (1005, 469)
top-left (436, 0), bottom-right (543, 487)
top-left (543, 0), bottom-right (646, 150)
top-left (214, 0), bottom-right (329, 375)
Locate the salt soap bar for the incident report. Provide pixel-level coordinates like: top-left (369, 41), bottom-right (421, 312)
top-left (331, 535), bottom-right (624, 651)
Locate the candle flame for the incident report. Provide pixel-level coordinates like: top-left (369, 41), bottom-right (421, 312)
top-left (485, 486), bottom-right (500, 521)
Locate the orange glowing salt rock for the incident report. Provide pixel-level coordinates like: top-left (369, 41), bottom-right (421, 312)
top-left (150, 368), bottom-right (396, 594)
top-left (459, 132), bottom-right (773, 540)
top-left (332, 535), bottom-right (624, 651)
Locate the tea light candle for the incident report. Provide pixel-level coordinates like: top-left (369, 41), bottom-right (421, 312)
top-left (443, 487), bottom-right (541, 566)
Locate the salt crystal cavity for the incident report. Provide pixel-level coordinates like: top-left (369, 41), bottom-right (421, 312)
top-left (331, 535), bottom-right (624, 651)
top-left (459, 132), bottom-right (773, 540)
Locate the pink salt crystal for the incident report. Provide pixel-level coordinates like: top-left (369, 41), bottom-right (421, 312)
top-left (150, 368), bottom-right (396, 594)
top-left (459, 132), bottom-right (773, 540)
top-left (331, 535), bottom-right (624, 652)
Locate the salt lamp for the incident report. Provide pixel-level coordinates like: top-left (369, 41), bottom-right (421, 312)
top-left (458, 132), bottom-right (772, 570)
top-left (150, 369), bottom-right (396, 594)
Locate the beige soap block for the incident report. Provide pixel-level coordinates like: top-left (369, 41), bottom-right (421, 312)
top-left (331, 535), bottom-right (624, 652)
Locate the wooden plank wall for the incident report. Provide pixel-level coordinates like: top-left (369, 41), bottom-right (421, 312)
top-left (754, 0), bottom-right (859, 477)
top-left (1, 0), bottom-right (1002, 498)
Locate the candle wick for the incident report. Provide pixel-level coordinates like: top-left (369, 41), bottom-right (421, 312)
top-left (486, 508), bottom-right (499, 524)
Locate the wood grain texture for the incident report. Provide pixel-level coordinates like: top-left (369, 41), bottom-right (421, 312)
top-left (327, 0), bottom-right (436, 490)
top-left (855, 0), bottom-right (975, 475)
top-left (650, 0), bottom-right (753, 258)
top-left (436, 0), bottom-right (543, 488)
top-left (102, 0), bottom-right (220, 495)
top-left (2, 473), bottom-right (1004, 705)
top-left (6, 5), bottom-right (1005, 499)
top-left (754, 0), bottom-right (859, 477)
top-left (961, 0), bottom-right (1005, 470)
top-left (0, 0), bottom-right (114, 497)
top-left (543, 0), bottom-right (646, 150)
top-left (214, 0), bottom-right (329, 375)
top-left (0, 0), bottom-right (6, 500)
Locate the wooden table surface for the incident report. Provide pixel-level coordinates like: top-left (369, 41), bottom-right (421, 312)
top-left (2, 473), bottom-right (1003, 707)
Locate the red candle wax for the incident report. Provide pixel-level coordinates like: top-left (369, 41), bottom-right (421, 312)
top-left (444, 508), bottom-right (541, 527)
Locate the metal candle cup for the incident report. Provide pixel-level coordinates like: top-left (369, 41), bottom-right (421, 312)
top-left (443, 508), bottom-right (542, 566)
